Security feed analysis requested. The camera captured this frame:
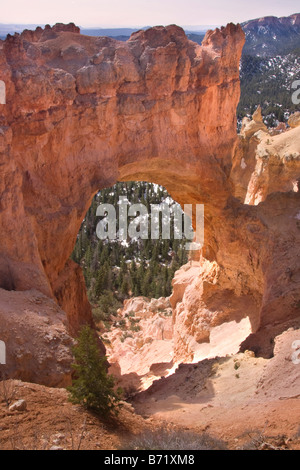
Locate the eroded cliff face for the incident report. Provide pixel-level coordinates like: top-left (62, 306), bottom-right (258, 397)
top-left (0, 22), bottom-right (243, 306)
top-left (171, 113), bottom-right (300, 361)
top-left (0, 23), bottom-right (299, 383)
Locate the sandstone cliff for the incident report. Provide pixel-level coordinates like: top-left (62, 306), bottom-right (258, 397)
top-left (171, 112), bottom-right (300, 362)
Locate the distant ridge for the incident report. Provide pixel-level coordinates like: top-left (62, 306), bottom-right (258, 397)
top-left (81, 27), bottom-right (143, 37)
top-left (0, 23), bottom-right (42, 33)
top-left (0, 14), bottom-right (299, 53)
top-left (0, 23), bottom-right (212, 41)
top-left (242, 13), bottom-right (300, 56)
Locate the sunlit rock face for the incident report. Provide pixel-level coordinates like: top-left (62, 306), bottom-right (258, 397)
top-left (173, 115), bottom-right (300, 362)
top-left (0, 22), bottom-right (244, 324)
top-left (0, 22), bottom-right (299, 382)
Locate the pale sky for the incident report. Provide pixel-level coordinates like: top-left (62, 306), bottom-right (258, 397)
top-left (0, 0), bottom-right (299, 27)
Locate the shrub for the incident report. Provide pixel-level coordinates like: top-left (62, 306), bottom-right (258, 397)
top-left (120, 332), bottom-right (133, 343)
top-left (92, 307), bottom-right (110, 324)
top-left (130, 319), bottom-right (141, 332)
top-left (123, 428), bottom-right (228, 450)
top-left (130, 324), bottom-right (141, 333)
top-left (118, 319), bottom-right (126, 329)
top-left (238, 429), bottom-right (290, 450)
top-left (92, 291), bottom-right (122, 324)
top-left (68, 325), bottom-right (122, 418)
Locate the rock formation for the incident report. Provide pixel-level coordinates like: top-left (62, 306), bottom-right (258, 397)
top-left (172, 112), bottom-right (300, 362)
top-left (0, 23), bottom-right (299, 383)
top-left (105, 296), bottom-right (174, 391)
top-left (0, 288), bottom-right (73, 386)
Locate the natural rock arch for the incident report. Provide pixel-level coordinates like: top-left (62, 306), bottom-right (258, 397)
top-left (0, 23), bottom-right (299, 383)
top-left (0, 23), bottom-right (243, 321)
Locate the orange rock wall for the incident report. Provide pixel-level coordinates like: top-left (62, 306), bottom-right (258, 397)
top-left (0, 23), bottom-right (299, 377)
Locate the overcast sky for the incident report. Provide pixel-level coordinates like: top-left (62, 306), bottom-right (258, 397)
top-left (0, 0), bottom-right (299, 27)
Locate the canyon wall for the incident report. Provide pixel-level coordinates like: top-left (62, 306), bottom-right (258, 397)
top-left (0, 23), bottom-right (299, 383)
top-left (171, 111), bottom-right (300, 361)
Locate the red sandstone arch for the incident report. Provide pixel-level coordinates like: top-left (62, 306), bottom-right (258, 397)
top-left (0, 23), bottom-right (243, 322)
top-left (0, 23), bottom-right (299, 376)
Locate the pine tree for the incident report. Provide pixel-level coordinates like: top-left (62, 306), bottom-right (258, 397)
top-left (95, 262), bottom-right (111, 298)
top-left (72, 181), bottom-right (190, 303)
top-left (121, 276), bottom-right (130, 297)
top-left (68, 325), bottom-right (122, 417)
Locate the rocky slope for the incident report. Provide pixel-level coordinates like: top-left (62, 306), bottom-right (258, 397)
top-left (0, 378), bottom-right (148, 450)
top-left (0, 23), bottom-right (299, 385)
top-left (0, 325), bottom-right (299, 450)
top-left (103, 296), bottom-right (174, 392)
top-left (0, 288), bottom-right (73, 386)
top-left (133, 327), bottom-right (300, 450)
top-left (170, 110), bottom-right (300, 362)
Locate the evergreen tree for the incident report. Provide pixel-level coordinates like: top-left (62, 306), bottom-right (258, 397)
top-left (68, 325), bottom-right (122, 417)
top-left (72, 181), bottom-right (190, 307)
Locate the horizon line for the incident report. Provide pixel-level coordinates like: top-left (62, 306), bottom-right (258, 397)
top-left (0, 11), bottom-right (299, 34)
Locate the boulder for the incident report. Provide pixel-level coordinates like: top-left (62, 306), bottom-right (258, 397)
top-left (9, 399), bottom-right (27, 412)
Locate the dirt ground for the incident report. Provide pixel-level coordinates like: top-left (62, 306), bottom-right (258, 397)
top-left (0, 379), bottom-right (153, 450)
top-left (0, 348), bottom-right (299, 450)
top-left (133, 352), bottom-right (300, 450)
top-left (0, 326), bottom-right (299, 451)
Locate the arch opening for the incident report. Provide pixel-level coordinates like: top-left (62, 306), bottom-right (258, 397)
top-left (72, 181), bottom-right (189, 306)
top-left (70, 181), bottom-right (257, 392)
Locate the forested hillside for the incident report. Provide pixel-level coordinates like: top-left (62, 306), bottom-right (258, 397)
top-left (237, 14), bottom-right (300, 126)
top-left (181, 16), bottom-right (300, 127)
top-left (72, 182), bottom-right (188, 321)
top-left (237, 52), bottom-right (299, 125)
top-left (242, 14), bottom-right (300, 57)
